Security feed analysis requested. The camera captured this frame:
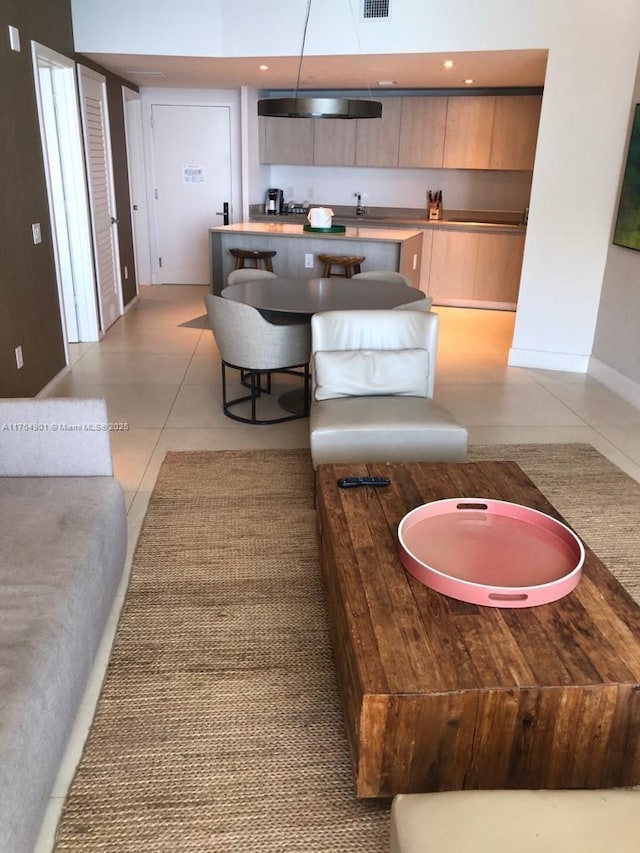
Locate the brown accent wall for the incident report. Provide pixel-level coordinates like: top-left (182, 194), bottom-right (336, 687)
top-left (0, 0), bottom-right (138, 397)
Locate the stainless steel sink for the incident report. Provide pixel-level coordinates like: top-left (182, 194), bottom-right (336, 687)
top-left (337, 215), bottom-right (389, 221)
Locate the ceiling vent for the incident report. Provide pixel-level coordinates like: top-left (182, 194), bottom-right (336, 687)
top-left (363, 0), bottom-right (390, 19)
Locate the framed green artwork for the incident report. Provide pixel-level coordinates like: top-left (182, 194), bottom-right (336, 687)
top-left (613, 103), bottom-right (640, 251)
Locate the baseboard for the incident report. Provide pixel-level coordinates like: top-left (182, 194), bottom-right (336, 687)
top-left (588, 357), bottom-right (640, 409)
top-left (508, 347), bottom-right (590, 373)
top-left (37, 365), bottom-right (70, 398)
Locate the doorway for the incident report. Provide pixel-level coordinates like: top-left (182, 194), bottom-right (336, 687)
top-left (122, 88), bottom-right (150, 288)
top-left (150, 104), bottom-right (233, 284)
top-left (31, 43), bottom-right (100, 345)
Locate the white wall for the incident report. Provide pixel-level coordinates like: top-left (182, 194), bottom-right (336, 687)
top-left (73, 0), bottom-right (640, 374)
top-left (589, 57), bottom-right (640, 405)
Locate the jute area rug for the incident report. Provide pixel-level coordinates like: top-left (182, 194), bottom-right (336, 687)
top-left (54, 444), bottom-right (640, 852)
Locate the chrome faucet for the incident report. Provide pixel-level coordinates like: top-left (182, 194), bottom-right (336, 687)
top-left (354, 192), bottom-right (366, 216)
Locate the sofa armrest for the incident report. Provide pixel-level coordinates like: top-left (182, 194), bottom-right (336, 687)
top-left (0, 398), bottom-right (115, 476)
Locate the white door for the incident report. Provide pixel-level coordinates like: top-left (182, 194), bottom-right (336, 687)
top-left (31, 43), bottom-right (100, 345)
top-left (151, 104), bottom-right (232, 284)
top-left (78, 65), bottom-right (123, 331)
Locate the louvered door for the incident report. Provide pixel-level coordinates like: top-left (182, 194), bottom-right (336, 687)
top-left (77, 65), bottom-right (122, 332)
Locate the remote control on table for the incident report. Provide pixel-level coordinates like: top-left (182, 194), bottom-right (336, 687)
top-left (337, 476), bottom-right (391, 489)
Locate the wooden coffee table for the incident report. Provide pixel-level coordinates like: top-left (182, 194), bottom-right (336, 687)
top-left (315, 460), bottom-right (640, 798)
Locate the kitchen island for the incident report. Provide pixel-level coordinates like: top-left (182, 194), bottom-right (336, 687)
top-left (209, 222), bottom-right (424, 295)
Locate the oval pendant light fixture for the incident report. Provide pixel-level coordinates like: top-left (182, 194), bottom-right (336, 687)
top-left (257, 0), bottom-right (382, 119)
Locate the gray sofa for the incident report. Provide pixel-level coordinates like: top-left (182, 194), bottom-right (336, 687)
top-left (0, 398), bottom-right (127, 853)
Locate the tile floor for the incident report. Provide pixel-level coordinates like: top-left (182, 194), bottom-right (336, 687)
top-left (35, 283), bottom-right (640, 850)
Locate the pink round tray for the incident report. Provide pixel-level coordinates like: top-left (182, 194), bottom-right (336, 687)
top-left (397, 498), bottom-right (585, 608)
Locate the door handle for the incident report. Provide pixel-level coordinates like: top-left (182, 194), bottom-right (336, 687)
top-left (216, 202), bottom-right (230, 225)
top-left (110, 216), bottom-right (120, 225)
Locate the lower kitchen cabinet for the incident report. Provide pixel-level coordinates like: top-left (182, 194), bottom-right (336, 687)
top-left (474, 232), bottom-right (526, 303)
top-left (429, 230), bottom-right (478, 302)
top-left (427, 228), bottom-right (525, 308)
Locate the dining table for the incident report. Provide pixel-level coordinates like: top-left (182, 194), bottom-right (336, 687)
top-left (221, 276), bottom-right (426, 415)
top-left (220, 275), bottom-right (425, 318)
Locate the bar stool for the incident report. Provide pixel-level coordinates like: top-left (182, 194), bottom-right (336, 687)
top-left (318, 254), bottom-right (365, 278)
top-left (229, 248), bottom-right (277, 272)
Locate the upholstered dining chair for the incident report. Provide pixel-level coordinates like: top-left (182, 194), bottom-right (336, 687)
top-left (309, 309), bottom-right (467, 466)
top-left (352, 270), bottom-right (413, 286)
top-left (352, 270), bottom-right (433, 311)
top-left (226, 268), bottom-right (277, 287)
top-left (204, 294), bottom-right (311, 424)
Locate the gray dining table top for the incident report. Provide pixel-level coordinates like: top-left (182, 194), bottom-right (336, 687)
top-left (221, 276), bottom-right (425, 315)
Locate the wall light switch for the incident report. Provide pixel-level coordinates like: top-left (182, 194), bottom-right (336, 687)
top-left (8, 25), bottom-right (21, 52)
top-left (32, 223), bottom-right (42, 244)
top-left (304, 253), bottom-right (314, 269)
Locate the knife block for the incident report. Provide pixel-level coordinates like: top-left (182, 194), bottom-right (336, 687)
top-left (428, 202), bottom-right (442, 220)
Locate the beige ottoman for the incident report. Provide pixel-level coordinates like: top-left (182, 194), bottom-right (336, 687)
top-left (391, 790), bottom-right (639, 853)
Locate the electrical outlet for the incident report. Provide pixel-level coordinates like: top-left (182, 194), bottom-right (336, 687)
top-left (286, 186), bottom-right (294, 199)
top-left (304, 253), bottom-right (314, 269)
top-left (31, 223), bottom-right (42, 244)
top-left (306, 187), bottom-right (314, 200)
top-left (15, 345), bottom-right (23, 369)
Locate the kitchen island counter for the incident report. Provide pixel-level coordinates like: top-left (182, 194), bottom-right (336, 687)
top-left (209, 222), bottom-right (424, 294)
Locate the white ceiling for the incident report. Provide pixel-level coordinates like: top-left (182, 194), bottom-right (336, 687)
top-left (80, 49), bottom-right (548, 91)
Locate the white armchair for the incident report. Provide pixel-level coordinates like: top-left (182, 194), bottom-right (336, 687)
top-left (309, 309), bottom-right (468, 466)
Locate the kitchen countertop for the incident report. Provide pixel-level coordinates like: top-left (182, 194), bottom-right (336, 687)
top-left (210, 222), bottom-right (423, 241)
top-left (248, 206), bottom-right (526, 233)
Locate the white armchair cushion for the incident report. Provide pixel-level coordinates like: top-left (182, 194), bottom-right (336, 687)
top-left (313, 348), bottom-right (430, 401)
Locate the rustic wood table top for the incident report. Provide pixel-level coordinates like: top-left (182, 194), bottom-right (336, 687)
top-left (315, 459), bottom-right (640, 796)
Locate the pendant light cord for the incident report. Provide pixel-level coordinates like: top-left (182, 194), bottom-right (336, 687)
top-left (295, 0), bottom-right (313, 97)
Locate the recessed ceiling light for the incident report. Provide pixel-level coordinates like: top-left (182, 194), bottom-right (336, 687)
top-left (442, 60), bottom-right (454, 69)
top-left (377, 80), bottom-right (396, 87)
top-left (259, 64), bottom-right (269, 71)
top-left (464, 78), bottom-right (475, 85)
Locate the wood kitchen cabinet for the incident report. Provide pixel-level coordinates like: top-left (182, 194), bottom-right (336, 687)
top-left (474, 232), bottom-right (526, 303)
top-left (443, 96), bottom-right (496, 169)
top-left (313, 118), bottom-right (356, 166)
top-left (260, 116), bottom-right (314, 165)
top-left (489, 95), bottom-right (542, 170)
top-left (427, 227), bottom-right (525, 307)
top-left (398, 97), bottom-right (447, 168)
top-left (259, 95), bottom-right (541, 170)
top-left (355, 98), bottom-right (402, 167)
top-left (429, 230), bottom-right (479, 302)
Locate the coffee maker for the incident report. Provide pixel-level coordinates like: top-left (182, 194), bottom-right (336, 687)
top-left (265, 188), bottom-right (284, 215)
